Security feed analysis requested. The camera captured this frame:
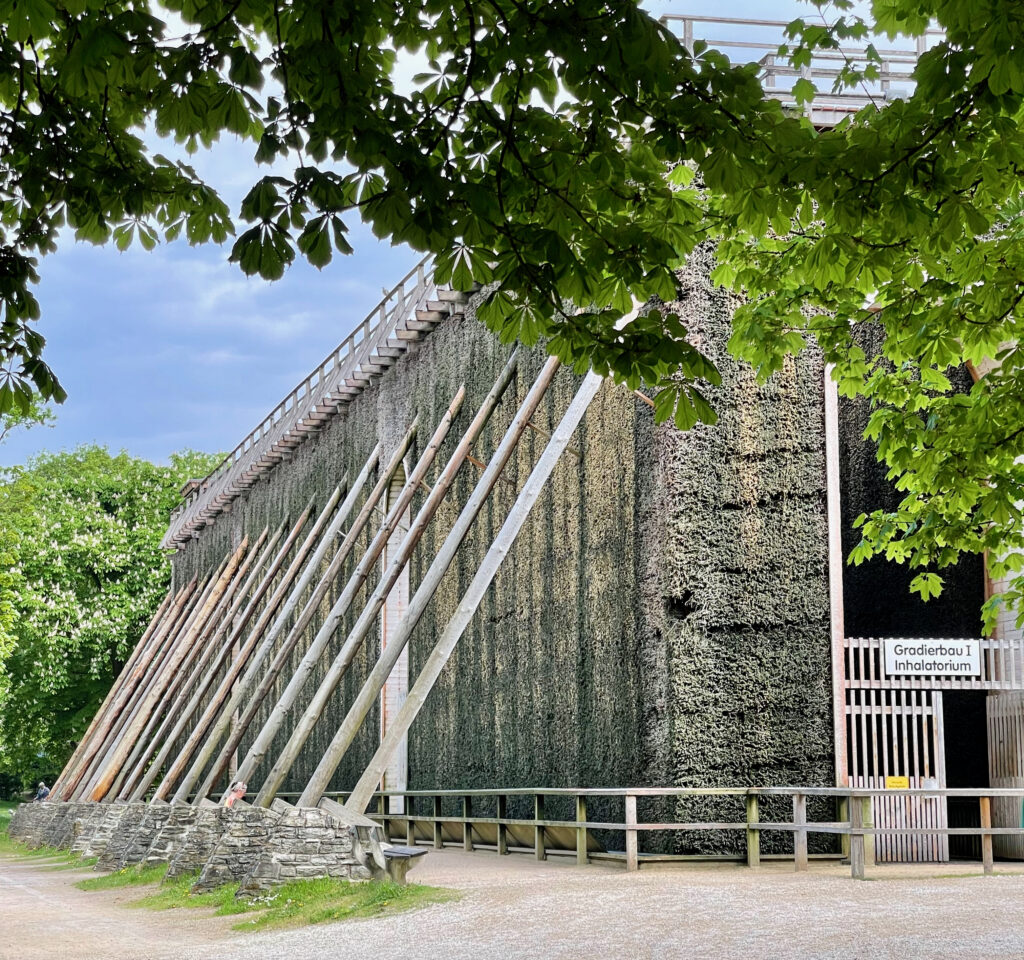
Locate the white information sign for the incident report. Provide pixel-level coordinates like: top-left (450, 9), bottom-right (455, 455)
top-left (882, 639), bottom-right (981, 677)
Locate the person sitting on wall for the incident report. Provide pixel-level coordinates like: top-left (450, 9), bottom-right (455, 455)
top-left (224, 781), bottom-right (247, 808)
top-left (33, 782), bottom-right (49, 802)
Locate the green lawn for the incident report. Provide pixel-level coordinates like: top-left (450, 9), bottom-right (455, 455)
top-left (79, 862), bottom-right (455, 931)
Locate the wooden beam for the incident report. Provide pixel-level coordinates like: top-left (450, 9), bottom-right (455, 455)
top-left (112, 525), bottom-right (278, 799)
top-left (87, 541), bottom-right (249, 801)
top-left (824, 363), bottom-right (848, 787)
top-left (185, 430), bottom-right (414, 802)
top-left (50, 588), bottom-right (176, 800)
top-left (124, 514), bottom-right (308, 802)
top-left (251, 384), bottom-right (483, 805)
top-left (188, 451), bottom-right (383, 802)
top-left (334, 365), bottom-right (600, 814)
top-left (79, 560), bottom-right (230, 799)
top-left (145, 500), bottom-right (318, 801)
top-left (68, 574), bottom-right (210, 799)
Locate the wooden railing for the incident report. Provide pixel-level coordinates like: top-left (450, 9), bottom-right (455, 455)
top-left (660, 14), bottom-right (942, 124)
top-left (163, 255), bottom-right (437, 548)
top-left (272, 786), bottom-right (1024, 879)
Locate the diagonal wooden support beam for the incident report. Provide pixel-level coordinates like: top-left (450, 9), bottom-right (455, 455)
top-left (124, 507), bottom-right (312, 801)
top-left (112, 523), bottom-right (281, 799)
top-left (225, 387), bottom-right (469, 804)
top-left (143, 497), bottom-right (321, 801)
top-left (80, 555), bottom-right (234, 800)
top-left (173, 433), bottom-right (410, 804)
top-left (50, 587), bottom-right (178, 800)
top-left (68, 572), bottom-right (213, 800)
top-left (287, 355), bottom-right (562, 807)
top-left (87, 539), bottom-right (250, 801)
top-left (184, 449), bottom-right (385, 802)
top-left (253, 356), bottom-right (530, 806)
top-left (342, 370), bottom-right (605, 814)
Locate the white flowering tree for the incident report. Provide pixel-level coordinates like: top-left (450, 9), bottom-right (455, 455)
top-left (0, 445), bottom-right (220, 791)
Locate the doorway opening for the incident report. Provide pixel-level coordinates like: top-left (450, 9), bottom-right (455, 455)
top-left (943, 691), bottom-right (990, 859)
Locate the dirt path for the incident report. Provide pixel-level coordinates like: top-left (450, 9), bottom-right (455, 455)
top-left (4, 850), bottom-right (1024, 960)
top-left (0, 855), bottom-right (237, 960)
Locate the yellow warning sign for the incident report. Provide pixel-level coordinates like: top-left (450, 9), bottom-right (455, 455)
top-left (885, 776), bottom-right (910, 789)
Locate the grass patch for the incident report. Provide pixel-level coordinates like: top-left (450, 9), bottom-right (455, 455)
top-left (125, 873), bottom-right (455, 931)
top-left (76, 862), bottom-right (169, 891)
top-left (229, 877), bottom-right (456, 931)
top-left (0, 800), bottom-right (16, 833)
top-left (129, 872), bottom-right (249, 916)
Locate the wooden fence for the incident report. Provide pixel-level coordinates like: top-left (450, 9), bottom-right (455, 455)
top-left (273, 786), bottom-right (1024, 879)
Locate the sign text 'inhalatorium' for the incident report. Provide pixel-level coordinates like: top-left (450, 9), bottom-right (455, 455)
top-left (882, 639), bottom-right (981, 677)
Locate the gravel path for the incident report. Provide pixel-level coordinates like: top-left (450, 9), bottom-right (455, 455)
top-left (3, 849), bottom-right (1024, 960)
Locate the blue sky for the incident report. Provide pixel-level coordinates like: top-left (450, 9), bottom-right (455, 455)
top-left (2, 0), bottom-right (812, 468)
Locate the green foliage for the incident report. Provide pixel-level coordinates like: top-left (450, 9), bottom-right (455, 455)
top-left (0, 446), bottom-right (221, 788)
top-left (0, 397), bottom-right (54, 446)
top-left (2, 0), bottom-right (1024, 622)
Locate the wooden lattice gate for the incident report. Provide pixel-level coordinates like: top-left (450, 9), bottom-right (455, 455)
top-left (988, 692), bottom-right (1024, 859)
top-left (846, 687), bottom-right (948, 862)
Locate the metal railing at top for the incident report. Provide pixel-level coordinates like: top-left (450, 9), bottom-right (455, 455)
top-left (660, 13), bottom-right (943, 121)
top-left (268, 785), bottom-right (1024, 880)
top-left (163, 254), bottom-right (437, 548)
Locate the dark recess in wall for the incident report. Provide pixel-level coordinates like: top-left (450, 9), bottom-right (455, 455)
top-left (839, 327), bottom-right (984, 639)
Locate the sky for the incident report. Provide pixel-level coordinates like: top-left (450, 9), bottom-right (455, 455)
top-left (2, 0), bottom-right (815, 469)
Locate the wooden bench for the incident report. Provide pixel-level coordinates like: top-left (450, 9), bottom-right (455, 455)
top-left (382, 844), bottom-right (428, 884)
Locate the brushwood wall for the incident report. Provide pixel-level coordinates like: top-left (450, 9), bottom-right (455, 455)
top-left (169, 247), bottom-right (836, 854)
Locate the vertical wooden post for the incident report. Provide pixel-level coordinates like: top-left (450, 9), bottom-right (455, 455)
top-left (433, 796), bottom-right (443, 850)
top-left (793, 793), bottom-right (808, 871)
top-left (625, 793), bottom-right (638, 872)
top-left (980, 796), bottom-right (994, 875)
top-left (850, 793), bottom-right (866, 879)
top-left (379, 794), bottom-right (390, 843)
top-left (463, 796), bottom-right (473, 852)
top-left (576, 795), bottom-right (588, 866)
top-left (824, 364), bottom-right (848, 790)
top-left (861, 795), bottom-right (875, 868)
top-left (746, 791), bottom-right (761, 868)
top-left (535, 794), bottom-right (547, 861)
top-left (497, 795), bottom-right (508, 856)
top-left (838, 796), bottom-right (851, 859)
top-left (406, 796), bottom-right (416, 847)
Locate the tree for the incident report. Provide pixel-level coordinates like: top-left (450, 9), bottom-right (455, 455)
top-left (0, 446), bottom-right (221, 789)
top-left (0, 395), bottom-right (53, 445)
top-left (1, 0), bottom-right (1023, 622)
